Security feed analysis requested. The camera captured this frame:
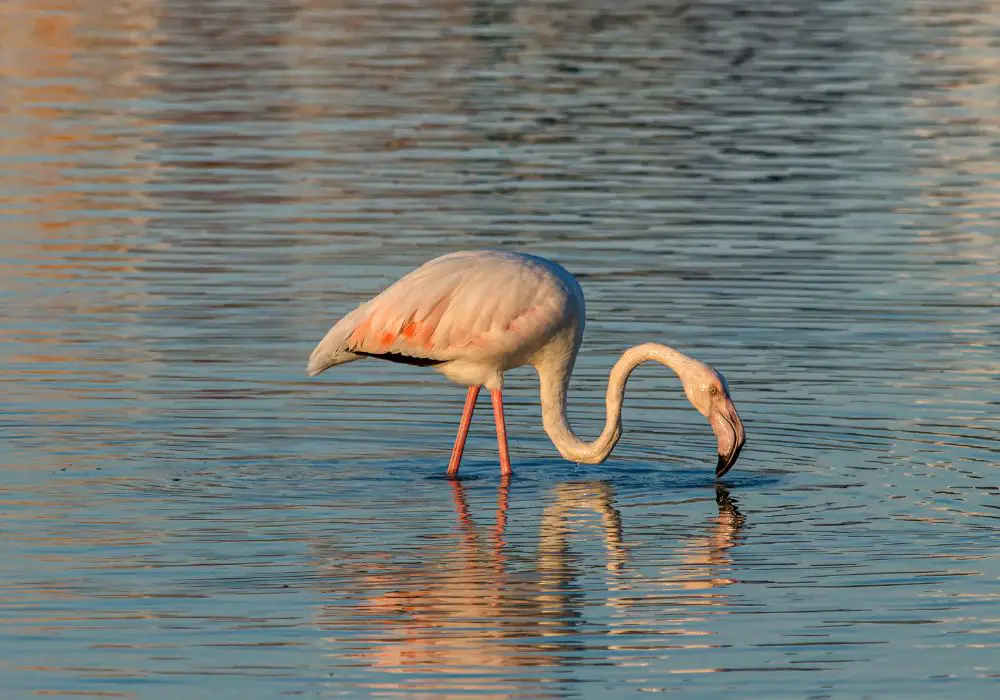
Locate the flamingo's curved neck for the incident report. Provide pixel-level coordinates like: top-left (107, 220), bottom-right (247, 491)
top-left (537, 342), bottom-right (698, 464)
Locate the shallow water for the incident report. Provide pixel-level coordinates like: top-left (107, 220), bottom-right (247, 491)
top-left (1, 0), bottom-right (998, 697)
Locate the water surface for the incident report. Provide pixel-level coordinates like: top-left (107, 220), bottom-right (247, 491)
top-left (1, 0), bottom-right (999, 697)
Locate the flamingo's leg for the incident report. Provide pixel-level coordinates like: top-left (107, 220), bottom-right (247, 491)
top-left (447, 385), bottom-right (481, 477)
top-left (490, 389), bottom-right (513, 477)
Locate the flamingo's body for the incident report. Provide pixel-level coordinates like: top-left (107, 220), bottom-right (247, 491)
top-left (308, 251), bottom-right (746, 478)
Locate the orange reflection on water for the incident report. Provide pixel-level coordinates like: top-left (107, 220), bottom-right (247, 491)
top-left (600, 487), bottom-right (745, 674)
top-left (904, 1), bottom-right (1000, 272)
top-left (0, 0), bottom-right (159, 360)
top-left (0, 0), bottom-right (159, 231)
top-left (349, 478), bottom-right (555, 680)
top-left (0, 1), bottom-right (161, 469)
top-left (314, 481), bottom-right (745, 689)
top-left (665, 487), bottom-right (745, 593)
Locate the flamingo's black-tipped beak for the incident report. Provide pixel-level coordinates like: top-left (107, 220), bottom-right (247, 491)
top-left (711, 398), bottom-right (746, 479)
top-left (716, 440), bottom-right (744, 478)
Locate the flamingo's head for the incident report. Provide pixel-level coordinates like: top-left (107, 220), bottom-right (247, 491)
top-left (680, 362), bottom-right (746, 478)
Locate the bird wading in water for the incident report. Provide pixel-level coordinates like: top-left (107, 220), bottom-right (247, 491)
top-left (307, 251), bottom-right (746, 479)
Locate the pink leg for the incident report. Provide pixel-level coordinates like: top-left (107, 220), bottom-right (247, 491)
top-left (447, 385), bottom-right (481, 477)
top-left (490, 389), bottom-right (513, 477)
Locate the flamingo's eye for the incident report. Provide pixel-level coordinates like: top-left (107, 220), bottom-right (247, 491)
top-left (709, 385), bottom-right (719, 396)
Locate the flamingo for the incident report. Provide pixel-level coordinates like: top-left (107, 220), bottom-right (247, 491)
top-left (307, 251), bottom-right (746, 479)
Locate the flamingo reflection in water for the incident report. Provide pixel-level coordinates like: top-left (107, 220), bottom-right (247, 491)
top-left (312, 481), bottom-right (745, 690)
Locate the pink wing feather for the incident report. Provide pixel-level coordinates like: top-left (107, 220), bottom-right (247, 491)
top-left (307, 251), bottom-right (579, 376)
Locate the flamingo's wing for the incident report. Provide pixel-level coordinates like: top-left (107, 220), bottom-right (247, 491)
top-left (307, 251), bottom-right (574, 376)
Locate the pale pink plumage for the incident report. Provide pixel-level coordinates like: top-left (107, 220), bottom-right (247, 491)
top-left (308, 250), bottom-right (747, 479)
top-left (307, 251), bottom-right (582, 389)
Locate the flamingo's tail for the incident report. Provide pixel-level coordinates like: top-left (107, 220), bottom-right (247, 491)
top-left (306, 306), bottom-right (366, 376)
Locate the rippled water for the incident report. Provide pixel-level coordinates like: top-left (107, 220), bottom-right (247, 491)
top-left (2, 0), bottom-right (999, 697)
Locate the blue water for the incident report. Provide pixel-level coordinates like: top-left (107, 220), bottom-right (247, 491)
top-left (1, 0), bottom-right (998, 697)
